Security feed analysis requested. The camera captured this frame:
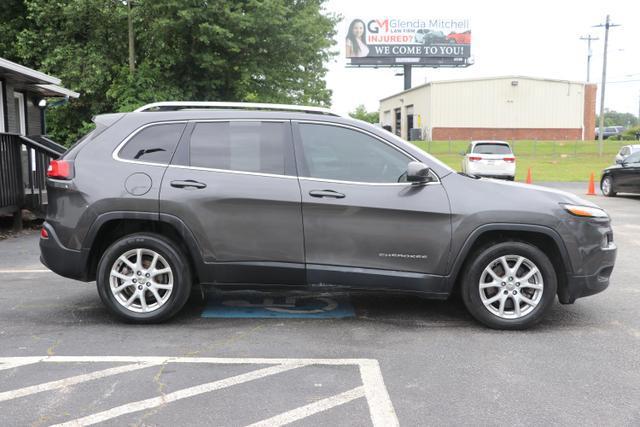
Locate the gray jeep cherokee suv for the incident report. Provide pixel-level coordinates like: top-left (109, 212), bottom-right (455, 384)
top-left (40, 102), bottom-right (617, 329)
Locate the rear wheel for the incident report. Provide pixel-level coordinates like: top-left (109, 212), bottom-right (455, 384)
top-left (96, 233), bottom-right (192, 323)
top-left (601, 175), bottom-right (616, 197)
top-left (461, 241), bottom-right (557, 330)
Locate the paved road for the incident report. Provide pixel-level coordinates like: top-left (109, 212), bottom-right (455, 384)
top-left (0, 183), bottom-right (638, 426)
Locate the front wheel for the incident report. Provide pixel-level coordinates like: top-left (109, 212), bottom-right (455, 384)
top-left (601, 175), bottom-right (616, 197)
top-left (96, 233), bottom-right (192, 323)
top-left (461, 241), bottom-right (557, 330)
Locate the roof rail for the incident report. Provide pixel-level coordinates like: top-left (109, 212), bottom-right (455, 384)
top-left (134, 101), bottom-right (341, 116)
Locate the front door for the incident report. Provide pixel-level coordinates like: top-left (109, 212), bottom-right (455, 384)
top-left (160, 119), bottom-right (305, 285)
top-left (620, 152), bottom-right (640, 192)
top-left (293, 121), bottom-right (451, 293)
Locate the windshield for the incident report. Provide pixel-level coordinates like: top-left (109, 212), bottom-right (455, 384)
top-left (473, 143), bottom-right (512, 155)
top-left (624, 152), bottom-right (640, 163)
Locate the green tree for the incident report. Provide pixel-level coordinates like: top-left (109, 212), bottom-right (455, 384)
top-left (596, 109), bottom-right (638, 128)
top-left (0, 0), bottom-right (27, 62)
top-left (349, 104), bottom-right (379, 124)
top-left (4, 0), bottom-right (339, 145)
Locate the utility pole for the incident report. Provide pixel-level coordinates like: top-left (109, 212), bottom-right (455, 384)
top-left (594, 15), bottom-right (620, 155)
top-left (403, 64), bottom-right (412, 90)
top-left (579, 35), bottom-right (598, 82)
top-left (127, 0), bottom-right (135, 74)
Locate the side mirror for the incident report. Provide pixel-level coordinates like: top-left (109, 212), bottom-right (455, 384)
top-left (406, 161), bottom-right (433, 183)
top-left (615, 158), bottom-right (623, 164)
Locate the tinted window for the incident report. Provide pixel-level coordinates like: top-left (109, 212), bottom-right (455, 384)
top-left (120, 123), bottom-right (185, 163)
top-left (298, 123), bottom-right (410, 183)
top-left (190, 121), bottom-right (286, 174)
top-left (473, 143), bottom-right (512, 155)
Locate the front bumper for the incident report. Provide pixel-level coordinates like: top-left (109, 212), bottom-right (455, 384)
top-left (40, 223), bottom-right (90, 281)
top-left (559, 243), bottom-right (616, 304)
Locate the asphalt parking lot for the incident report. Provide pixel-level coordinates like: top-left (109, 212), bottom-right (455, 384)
top-left (0, 182), bottom-right (638, 426)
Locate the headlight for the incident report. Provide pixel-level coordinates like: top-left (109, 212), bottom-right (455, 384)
top-left (562, 204), bottom-right (609, 218)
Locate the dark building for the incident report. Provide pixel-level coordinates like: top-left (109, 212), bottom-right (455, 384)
top-left (0, 57), bottom-right (79, 228)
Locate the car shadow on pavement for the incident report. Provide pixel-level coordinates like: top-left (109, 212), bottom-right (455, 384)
top-left (9, 283), bottom-right (598, 331)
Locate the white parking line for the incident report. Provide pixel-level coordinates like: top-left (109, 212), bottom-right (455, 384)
top-left (247, 386), bottom-right (366, 427)
top-left (0, 356), bottom-right (399, 427)
top-left (0, 362), bottom-right (160, 403)
top-left (0, 357), bottom-right (43, 371)
top-left (51, 364), bottom-right (305, 427)
top-left (359, 360), bottom-right (399, 427)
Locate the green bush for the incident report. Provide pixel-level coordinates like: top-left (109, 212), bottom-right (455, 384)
top-left (620, 126), bottom-right (640, 141)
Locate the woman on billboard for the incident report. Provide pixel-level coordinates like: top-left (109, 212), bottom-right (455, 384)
top-left (345, 19), bottom-right (369, 58)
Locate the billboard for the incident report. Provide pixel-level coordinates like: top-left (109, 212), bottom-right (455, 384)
top-left (345, 17), bottom-right (471, 67)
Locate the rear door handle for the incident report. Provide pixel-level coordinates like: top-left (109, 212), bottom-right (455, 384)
top-left (309, 189), bottom-right (345, 199)
top-left (170, 179), bottom-right (207, 189)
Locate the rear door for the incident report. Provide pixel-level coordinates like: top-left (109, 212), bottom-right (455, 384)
top-left (160, 119), bottom-right (305, 285)
top-left (293, 121), bottom-right (451, 293)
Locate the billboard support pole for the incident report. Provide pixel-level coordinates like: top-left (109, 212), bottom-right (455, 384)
top-left (403, 64), bottom-right (412, 90)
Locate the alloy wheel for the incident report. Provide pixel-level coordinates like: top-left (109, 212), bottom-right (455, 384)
top-left (109, 248), bottom-right (174, 313)
top-left (478, 255), bottom-right (544, 319)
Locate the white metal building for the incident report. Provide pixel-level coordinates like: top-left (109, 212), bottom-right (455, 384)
top-left (379, 76), bottom-right (596, 141)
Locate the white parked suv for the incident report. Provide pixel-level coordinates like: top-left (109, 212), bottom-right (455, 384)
top-left (461, 140), bottom-right (516, 180)
top-left (615, 145), bottom-right (640, 164)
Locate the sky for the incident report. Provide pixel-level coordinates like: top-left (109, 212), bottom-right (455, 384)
top-left (323, 0), bottom-right (640, 118)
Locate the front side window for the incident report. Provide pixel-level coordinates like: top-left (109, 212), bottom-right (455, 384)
top-left (189, 121), bottom-right (287, 175)
top-left (119, 123), bottom-right (186, 164)
top-left (298, 123), bottom-right (411, 183)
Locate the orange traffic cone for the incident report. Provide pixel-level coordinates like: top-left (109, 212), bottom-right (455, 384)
top-left (525, 168), bottom-right (532, 184)
top-left (587, 172), bottom-right (596, 196)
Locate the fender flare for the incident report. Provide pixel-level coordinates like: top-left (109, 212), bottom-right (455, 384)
top-left (445, 223), bottom-right (574, 288)
top-left (83, 211), bottom-right (207, 281)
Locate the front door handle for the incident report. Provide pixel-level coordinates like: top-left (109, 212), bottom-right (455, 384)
top-left (309, 189), bottom-right (345, 199)
top-left (170, 179), bottom-right (207, 189)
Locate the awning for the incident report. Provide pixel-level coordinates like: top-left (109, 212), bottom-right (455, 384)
top-left (0, 57), bottom-right (79, 99)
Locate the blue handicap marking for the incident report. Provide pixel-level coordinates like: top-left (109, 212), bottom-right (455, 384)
top-left (201, 290), bottom-right (355, 319)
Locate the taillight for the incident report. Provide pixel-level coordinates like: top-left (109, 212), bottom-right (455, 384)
top-left (468, 156), bottom-right (482, 162)
top-left (40, 228), bottom-right (49, 239)
top-left (47, 160), bottom-right (74, 180)
top-left (503, 157), bottom-right (516, 163)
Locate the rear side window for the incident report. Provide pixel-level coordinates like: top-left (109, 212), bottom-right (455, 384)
top-left (473, 143), bottom-right (512, 155)
top-left (119, 123), bottom-right (186, 164)
top-left (189, 121), bottom-right (287, 175)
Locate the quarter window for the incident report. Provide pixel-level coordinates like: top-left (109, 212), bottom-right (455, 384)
top-left (189, 121), bottom-right (287, 175)
top-left (297, 123), bottom-right (411, 183)
top-left (119, 123), bottom-right (186, 164)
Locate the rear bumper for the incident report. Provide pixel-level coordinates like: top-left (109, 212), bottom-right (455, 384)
top-left (39, 223), bottom-right (90, 281)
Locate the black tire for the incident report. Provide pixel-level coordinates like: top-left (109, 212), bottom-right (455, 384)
top-left (96, 233), bottom-right (192, 323)
top-left (460, 241), bottom-right (557, 330)
top-left (601, 175), bottom-right (617, 197)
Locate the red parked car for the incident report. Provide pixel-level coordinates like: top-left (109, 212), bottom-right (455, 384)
top-left (447, 31), bottom-right (471, 44)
